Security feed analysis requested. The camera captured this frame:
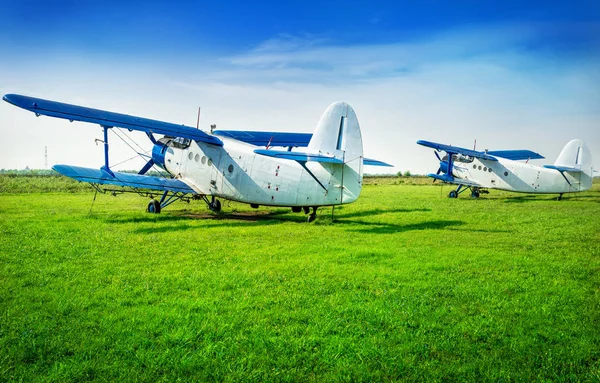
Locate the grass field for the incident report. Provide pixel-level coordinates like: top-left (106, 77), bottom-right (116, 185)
top-left (1, 176), bottom-right (599, 382)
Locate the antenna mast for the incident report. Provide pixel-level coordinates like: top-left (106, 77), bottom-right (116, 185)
top-left (196, 107), bottom-right (201, 129)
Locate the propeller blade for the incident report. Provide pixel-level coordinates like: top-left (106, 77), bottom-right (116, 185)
top-left (434, 150), bottom-right (441, 161)
top-left (436, 167), bottom-right (441, 175)
top-left (138, 159), bottom-right (155, 175)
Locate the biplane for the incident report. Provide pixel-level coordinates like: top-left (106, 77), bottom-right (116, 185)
top-left (3, 94), bottom-right (391, 221)
top-left (417, 139), bottom-right (593, 199)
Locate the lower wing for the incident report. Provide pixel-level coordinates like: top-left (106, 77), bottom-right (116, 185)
top-left (53, 165), bottom-right (196, 194)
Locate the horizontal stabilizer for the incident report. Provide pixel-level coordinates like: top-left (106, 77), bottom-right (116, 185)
top-left (53, 165), bottom-right (196, 193)
top-left (427, 173), bottom-right (481, 187)
top-left (487, 150), bottom-right (544, 160)
top-left (363, 158), bottom-right (393, 167)
top-left (254, 149), bottom-right (343, 164)
top-left (417, 140), bottom-right (498, 161)
top-left (3, 94), bottom-right (223, 146)
top-left (213, 130), bottom-right (312, 147)
top-left (543, 165), bottom-right (582, 173)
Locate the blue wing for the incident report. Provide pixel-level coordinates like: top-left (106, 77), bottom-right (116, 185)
top-left (487, 150), bottom-right (544, 160)
top-left (417, 140), bottom-right (498, 161)
top-left (428, 173), bottom-right (482, 187)
top-left (53, 165), bottom-right (196, 193)
top-left (213, 130), bottom-right (312, 147)
top-left (3, 94), bottom-right (223, 146)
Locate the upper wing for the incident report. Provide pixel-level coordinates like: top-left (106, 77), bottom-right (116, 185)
top-left (487, 150), bottom-right (544, 160)
top-left (417, 140), bottom-right (498, 161)
top-left (213, 130), bottom-right (312, 147)
top-left (53, 165), bottom-right (196, 193)
top-left (3, 94), bottom-right (223, 146)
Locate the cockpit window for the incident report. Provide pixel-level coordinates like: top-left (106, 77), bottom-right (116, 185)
top-left (171, 137), bottom-right (191, 149)
top-left (442, 154), bottom-right (473, 163)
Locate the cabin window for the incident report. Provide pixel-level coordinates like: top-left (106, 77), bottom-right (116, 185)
top-left (201, 156), bottom-right (207, 164)
top-left (473, 164), bottom-right (477, 169)
top-left (483, 167), bottom-right (487, 171)
top-left (228, 164), bottom-right (234, 173)
top-left (478, 165), bottom-right (482, 170)
top-left (488, 168), bottom-right (492, 173)
top-left (207, 158), bottom-right (213, 166)
top-left (188, 152), bottom-right (194, 160)
top-left (195, 154), bottom-right (200, 162)
top-left (455, 155), bottom-right (473, 163)
top-left (504, 171), bottom-right (508, 176)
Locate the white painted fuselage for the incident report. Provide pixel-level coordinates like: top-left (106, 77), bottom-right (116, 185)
top-left (452, 157), bottom-right (592, 194)
top-left (162, 137), bottom-right (363, 207)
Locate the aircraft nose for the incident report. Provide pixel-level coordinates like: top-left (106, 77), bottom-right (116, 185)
top-left (439, 161), bottom-right (449, 174)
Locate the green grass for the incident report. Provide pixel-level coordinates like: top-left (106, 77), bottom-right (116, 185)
top-left (1, 177), bottom-right (599, 382)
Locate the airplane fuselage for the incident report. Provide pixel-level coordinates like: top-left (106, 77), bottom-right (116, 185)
top-left (162, 137), bottom-right (363, 207)
top-left (451, 157), bottom-right (591, 194)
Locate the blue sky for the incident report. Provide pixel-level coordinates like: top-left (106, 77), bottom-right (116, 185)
top-left (1, 0), bottom-right (599, 173)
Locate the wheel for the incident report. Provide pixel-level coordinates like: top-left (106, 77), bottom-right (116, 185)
top-left (210, 199), bottom-right (221, 213)
top-left (471, 190), bottom-right (480, 198)
top-left (147, 199), bottom-right (161, 214)
top-left (307, 213), bottom-right (317, 223)
top-left (448, 190), bottom-right (458, 198)
top-left (292, 206), bottom-right (302, 213)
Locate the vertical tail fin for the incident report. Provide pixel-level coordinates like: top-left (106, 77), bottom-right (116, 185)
top-left (554, 139), bottom-right (593, 190)
top-left (308, 102), bottom-right (364, 202)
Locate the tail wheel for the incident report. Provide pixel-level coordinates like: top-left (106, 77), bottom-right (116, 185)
top-left (147, 199), bottom-right (161, 214)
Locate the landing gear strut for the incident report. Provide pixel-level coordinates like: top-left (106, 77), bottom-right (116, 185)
top-left (558, 193), bottom-right (563, 201)
top-left (306, 207), bottom-right (318, 223)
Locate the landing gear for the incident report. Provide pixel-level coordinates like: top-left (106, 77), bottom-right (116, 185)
top-left (558, 193), bottom-right (563, 201)
top-left (471, 189), bottom-right (480, 198)
top-left (147, 199), bottom-right (161, 214)
top-left (307, 207), bottom-right (318, 223)
top-left (448, 190), bottom-right (458, 198)
top-left (209, 196), bottom-right (221, 213)
top-left (291, 206), bottom-right (302, 213)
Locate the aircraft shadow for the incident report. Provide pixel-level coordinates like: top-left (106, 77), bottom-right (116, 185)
top-left (334, 219), bottom-right (464, 234)
top-left (333, 207), bottom-right (431, 220)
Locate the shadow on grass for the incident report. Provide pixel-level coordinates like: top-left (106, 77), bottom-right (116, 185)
top-left (335, 219), bottom-right (464, 234)
top-left (333, 207), bottom-right (431, 219)
top-left (96, 206), bottom-right (426, 227)
top-left (504, 193), bottom-right (600, 203)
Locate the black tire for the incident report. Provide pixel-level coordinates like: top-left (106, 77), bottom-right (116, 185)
top-left (147, 199), bottom-right (161, 214)
top-left (292, 206), bottom-right (302, 213)
top-left (307, 213), bottom-right (317, 223)
top-left (211, 199), bottom-right (221, 213)
top-left (448, 190), bottom-right (458, 198)
top-left (471, 190), bottom-right (480, 198)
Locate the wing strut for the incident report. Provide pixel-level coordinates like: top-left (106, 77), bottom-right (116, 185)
top-left (297, 161), bottom-right (327, 191)
top-left (101, 126), bottom-right (115, 177)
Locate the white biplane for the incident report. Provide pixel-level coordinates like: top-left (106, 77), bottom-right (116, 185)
top-left (417, 139), bottom-right (593, 199)
top-left (3, 94), bottom-right (391, 221)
